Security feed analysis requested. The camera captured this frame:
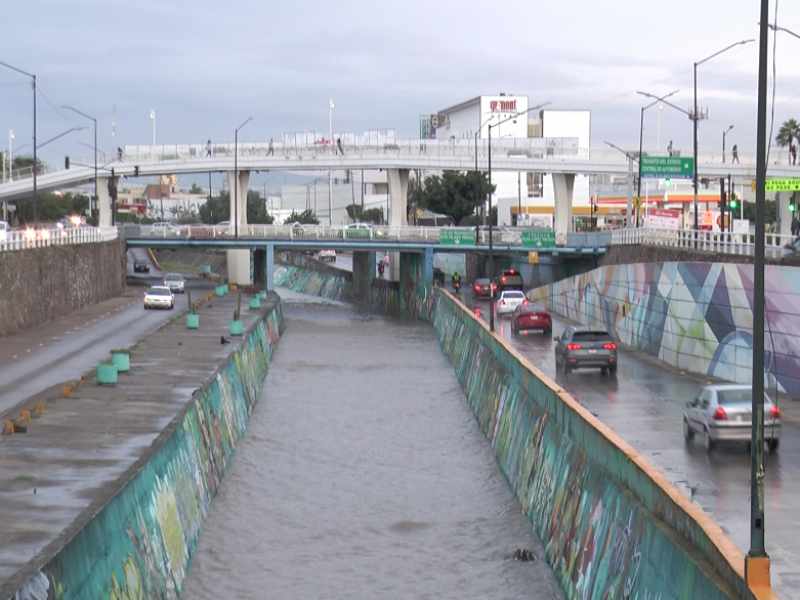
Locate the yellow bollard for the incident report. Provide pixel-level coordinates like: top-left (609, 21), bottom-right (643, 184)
top-left (20, 411), bottom-right (31, 422)
top-left (35, 403), bottom-right (45, 413)
top-left (61, 386), bottom-right (72, 397)
top-left (3, 421), bottom-right (14, 435)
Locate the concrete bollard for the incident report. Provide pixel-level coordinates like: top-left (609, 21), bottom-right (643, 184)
top-left (111, 351), bottom-right (130, 373)
top-left (249, 298), bottom-right (260, 309)
top-left (97, 363), bottom-right (118, 385)
top-left (229, 320), bottom-right (243, 336)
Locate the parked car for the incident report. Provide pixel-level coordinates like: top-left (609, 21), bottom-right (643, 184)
top-left (318, 249), bottom-right (337, 261)
top-left (343, 222), bottom-right (384, 238)
top-left (143, 286), bottom-right (175, 309)
top-left (163, 272), bottom-right (186, 293)
top-left (473, 277), bottom-right (498, 299)
top-left (133, 258), bottom-right (151, 273)
top-left (683, 384), bottom-right (781, 452)
top-left (495, 268), bottom-right (523, 292)
top-left (0, 220), bottom-right (9, 241)
top-left (496, 290), bottom-right (527, 316)
top-left (150, 222), bottom-right (179, 236)
top-left (554, 326), bottom-right (617, 375)
top-left (511, 302), bottom-right (552, 334)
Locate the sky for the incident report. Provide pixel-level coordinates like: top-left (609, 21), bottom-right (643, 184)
top-left (2, 0), bottom-right (800, 183)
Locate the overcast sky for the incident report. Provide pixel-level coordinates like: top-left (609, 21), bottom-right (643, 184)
top-left (2, 0), bottom-right (800, 171)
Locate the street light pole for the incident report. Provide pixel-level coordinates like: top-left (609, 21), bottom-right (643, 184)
top-left (0, 61), bottom-right (37, 222)
top-left (329, 98), bottom-right (335, 225)
top-left (692, 40), bottom-right (754, 234)
top-left (8, 130), bottom-right (13, 182)
top-left (486, 102), bottom-right (550, 333)
top-left (150, 110), bottom-right (156, 152)
top-left (62, 106), bottom-right (98, 223)
top-left (637, 90), bottom-right (679, 228)
top-left (722, 125), bottom-right (734, 163)
top-left (234, 116), bottom-right (253, 239)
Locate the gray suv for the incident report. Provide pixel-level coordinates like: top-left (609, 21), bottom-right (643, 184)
top-left (554, 326), bottom-right (618, 375)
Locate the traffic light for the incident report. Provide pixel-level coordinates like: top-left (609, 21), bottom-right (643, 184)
top-left (134, 165), bottom-right (139, 177)
top-left (728, 193), bottom-right (739, 211)
top-left (790, 198), bottom-right (797, 213)
top-left (664, 177), bottom-right (672, 188)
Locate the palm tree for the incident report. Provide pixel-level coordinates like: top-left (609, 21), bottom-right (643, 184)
top-left (776, 118), bottom-right (800, 163)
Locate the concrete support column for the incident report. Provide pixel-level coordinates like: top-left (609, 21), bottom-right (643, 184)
top-left (226, 170), bottom-right (251, 285)
top-left (97, 176), bottom-right (114, 227)
top-left (265, 243), bottom-right (274, 292)
top-left (387, 169), bottom-right (409, 281)
top-left (552, 173), bottom-right (576, 239)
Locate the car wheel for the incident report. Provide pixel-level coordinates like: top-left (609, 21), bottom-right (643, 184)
top-left (768, 438), bottom-right (780, 452)
top-left (609, 365), bottom-right (617, 375)
top-left (683, 419), bottom-right (694, 442)
top-left (144, 305), bottom-right (148, 310)
top-left (562, 357), bottom-right (571, 374)
top-left (601, 367), bottom-right (608, 375)
top-left (544, 327), bottom-right (552, 335)
top-left (703, 428), bottom-right (715, 452)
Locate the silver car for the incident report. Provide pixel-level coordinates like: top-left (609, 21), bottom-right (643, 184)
top-left (554, 326), bottom-right (618, 375)
top-left (683, 384), bottom-right (781, 452)
top-left (163, 273), bottom-right (185, 293)
top-left (144, 286), bottom-right (175, 309)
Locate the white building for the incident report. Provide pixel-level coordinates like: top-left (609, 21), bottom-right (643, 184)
top-left (433, 95), bottom-right (591, 230)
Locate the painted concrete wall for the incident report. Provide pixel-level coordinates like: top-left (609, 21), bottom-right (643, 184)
top-left (9, 305), bottom-right (286, 600)
top-left (431, 289), bottom-right (751, 600)
top-left (529, 261), bottom-right (800, 397)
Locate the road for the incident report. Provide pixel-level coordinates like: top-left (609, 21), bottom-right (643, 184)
top-left (461, 288), bottom-right (800, 598)
top-left (0, 249), bottom-right (214, 416)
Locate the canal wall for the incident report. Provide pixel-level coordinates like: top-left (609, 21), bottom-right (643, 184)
top-left (431, 288), bottom-right (755, 600)
top-left (7, 303), bottom-right (285, 600)
top-left (528, 261), bottom-right (800, 397)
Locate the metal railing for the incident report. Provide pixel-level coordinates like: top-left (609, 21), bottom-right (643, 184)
top-left (611, 227), bottom-right (793, 259)
top-left (0, 225), bottom-right (118, 252)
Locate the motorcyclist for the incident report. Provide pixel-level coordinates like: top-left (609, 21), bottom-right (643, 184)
top-left (452, 271), bottom-right (461, 291)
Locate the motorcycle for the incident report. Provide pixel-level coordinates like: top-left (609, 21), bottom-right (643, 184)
top-left (378, 260), bottom-right (385, 277)
top-left (453, 280), bottom-right (461, 294)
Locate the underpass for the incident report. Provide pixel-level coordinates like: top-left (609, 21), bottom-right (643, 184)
top-left (464, 289), bottom-right (800, 598)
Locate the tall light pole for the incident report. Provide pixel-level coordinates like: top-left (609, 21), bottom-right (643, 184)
top-left (605, 141), bottom-right (638, 229)
top-left (150, 110), bottom-right (156, 154)
top-left (8, 130), bottom-right (14, 182)
top-left (234, 116), bottom-right (253, 239)
top-left (692, 40), bottom-right (754, 233)
top-left (329, 98), bottom-right (335, 225)
top-left (487, 101), bottom-right (550, 333)
top-left (722, 125), bottom-right (734, 163)
top-left (747, 1), bottom-right (769, 574)
top-left (62, 106), bottom-right (98, 222)
top-left (0, 61), bottom-right (37, 222)
top-left (637, 90), bottom-right (679, 227)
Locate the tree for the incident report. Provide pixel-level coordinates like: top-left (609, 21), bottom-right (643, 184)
top-left (776, 119), bottom-right (800, 161)
top-left (284, 209), bottom-right (319, 224)
top-left (345, 203), bottom-right (363, 221)
top-left (362, 207), bottom-right (384, 224)
top-left (197, 190), bottom-right (274, 225)
top-left (247, 190), bottom-right (274, 224)
top-left (189, 183), bottom-right (204, 194)
top-left (414, 170), bottom-right (495, 225)
top-left (15, 192), bottom-right (89, 223)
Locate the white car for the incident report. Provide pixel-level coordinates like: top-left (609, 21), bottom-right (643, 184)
top-left (497, 290), bottom-right (527, 316)
top-left (318, 249), bottom-right (337, 262)
top-left (150, 222), bottom-right (179, 236)
top-left (0, 221), bottom-right (9, 241)
top-left (143, 286), bottom-right (175, 309)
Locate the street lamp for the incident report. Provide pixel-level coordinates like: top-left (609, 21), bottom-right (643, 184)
top-left (475, 114), bottom-right (497, 227)
top-left (8, 130), bottom-right (14, 182)
top-left (636, 90), bottom-right (679, 227)
top-left (0, 60), bottom-right (37, 221)
top-left (722, 125), bottom-right (734, 163)
top-left (234, 116), bottom-right (253, 238)
top-left (604, 141), bottom-right (638, 228)
top-left (62, 106), bottom-right (98, 221)
top-left (692, 40), bottom-right (754, 232)
top-left (150, 110), bottom-right (156, 151)
top-left (486, 101), bottom-right (550, 333)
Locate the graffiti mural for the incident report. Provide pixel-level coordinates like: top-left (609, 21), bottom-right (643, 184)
top-left (399, 253), bottom-right (433, 321)
top-left (431, 290), bottom-right (742, 600)
top-left (530, 261), bottom-right (800, 396)
top-left (9, 306), bottom-right (285, 600)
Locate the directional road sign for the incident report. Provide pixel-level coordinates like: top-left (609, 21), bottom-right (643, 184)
top-left (640, 156), bottom-right (694, 179)
top-left (439, 228), bottom-right (475, 245)
top-left (521, 231), bottom-right (556, 248)
top-left (761, 179), bottom-right (800, 192)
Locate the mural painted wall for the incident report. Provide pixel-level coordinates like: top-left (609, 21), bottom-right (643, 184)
top-left (273, 264), bottom-right (351, 302)
top-left (431, 290), bottom-right (750, 600)
top-left (9, 305), bottom-right (286, 600)
top-left (530, 261), bottom-right (800, 397)
top-left (399, 252), bottom-right (434, 321)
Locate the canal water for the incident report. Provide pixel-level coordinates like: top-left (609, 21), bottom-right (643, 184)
top-left (181, 290), bottom-right (564, 600)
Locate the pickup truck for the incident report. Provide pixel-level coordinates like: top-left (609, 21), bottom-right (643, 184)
top-left (495, 268), bottom-right (523, 292)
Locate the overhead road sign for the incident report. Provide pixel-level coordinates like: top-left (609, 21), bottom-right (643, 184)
top-left (521, 231), bottom-right (556, 248)
top-left (640, 156), bottom-right (694, 179)
top-left (439, 228), bottom-right (475, 245)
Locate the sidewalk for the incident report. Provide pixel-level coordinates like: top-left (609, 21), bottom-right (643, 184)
top-left (0, 289), bottom-right (279, 594)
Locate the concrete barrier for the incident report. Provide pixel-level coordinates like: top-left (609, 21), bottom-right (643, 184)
top-left (6, 303), bottom-right (285, 600)
top-left (430, 288), bottom-right (772, 600)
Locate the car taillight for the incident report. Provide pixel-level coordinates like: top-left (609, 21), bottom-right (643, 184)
top-left (566, 343), bottom-right (581, 350)
top-left (603, 343), bottom-right (616, 350)
top-left (770, 406), bottom-right (781, 419)
top-left (713, 407), bottom-right (727, 421)
top-left (492, 284), bottom-right (497, 290)
top-left (474, 284), bottom-right (480, 290)
top-left (523, 299), bottom-right (528, 305)
top-left (509, 269), bottom-right (515, 274)
top-left (501, 276), bottom-right (506, 282)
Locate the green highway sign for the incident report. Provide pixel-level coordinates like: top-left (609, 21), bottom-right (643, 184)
top-left (763, 179), bottom-right (800, 192)
top-left (439, 228), bottom-right (475, 246)
top-left (640, 156), bottom-right (694, 179)
top-left (521, 230), bottom-right (556, 248)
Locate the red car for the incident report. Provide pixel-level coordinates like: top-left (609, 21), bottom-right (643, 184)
top-left (473, 277), bottom-right (498, 299)
top-left (511, 302), bottom-right (552, 335)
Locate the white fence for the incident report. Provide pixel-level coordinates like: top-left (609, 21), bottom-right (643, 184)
top-left (0, 226), bottom-right (118, 252)
top-left (611, 227), bottom-right (793, 259)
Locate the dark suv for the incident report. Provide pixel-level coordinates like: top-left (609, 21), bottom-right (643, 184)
top-left (133, 258), bottom-right (150, 273)
top-left (554, 326), bottom-right (618, 375)
top-left (495, 268), bottom-right (523, 292)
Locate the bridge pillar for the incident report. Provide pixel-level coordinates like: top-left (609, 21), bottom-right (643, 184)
top-left (552, 173), bottom-right (575, 238)
top-left (226, 170), bottom-right (251, 285)
top-left (265, 243), bottom-right (274, 292)
top-left (398, 248), bottom-right (433, 320)
top-left (97, 177), bottom-right (114, 228)
top-left (387, 169), bottom-right (409, 281)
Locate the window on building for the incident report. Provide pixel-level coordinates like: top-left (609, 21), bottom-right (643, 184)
top-left (526, 172), bottom-right (543, 198)
top-left (373, 182), bottom-right (388, 195)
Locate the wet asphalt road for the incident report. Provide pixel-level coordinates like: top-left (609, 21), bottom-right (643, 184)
top-left (0, 250), bottom-right (214, 415)
top-left (461, 287), bottom-right (800, 598)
